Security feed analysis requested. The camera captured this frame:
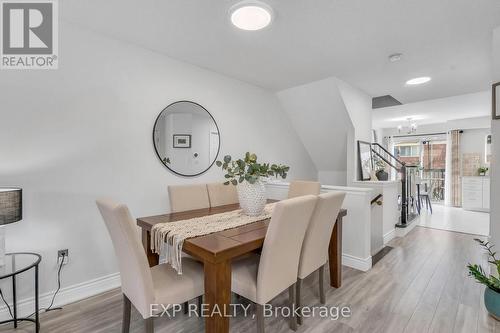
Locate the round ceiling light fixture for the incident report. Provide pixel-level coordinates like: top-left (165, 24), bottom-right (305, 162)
top-left (229, 1), bottom-right (274, 31)
top-left (406, 76), bottom-right (431, 85)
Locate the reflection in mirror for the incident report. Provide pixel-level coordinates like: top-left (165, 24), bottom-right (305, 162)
top-left (153, 101), bottom-right (220, 176)
top-left (357, 141), bottom-right (373, 181)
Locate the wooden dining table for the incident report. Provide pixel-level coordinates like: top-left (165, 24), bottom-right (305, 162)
top-left (137, 200), bottom-right (347, 333)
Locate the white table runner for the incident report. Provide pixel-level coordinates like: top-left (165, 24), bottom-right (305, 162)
top-left (151, 203), bottom-right (276, 274)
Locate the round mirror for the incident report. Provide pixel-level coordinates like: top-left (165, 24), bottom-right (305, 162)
top-left (153, 101), bottom-right (220, 176)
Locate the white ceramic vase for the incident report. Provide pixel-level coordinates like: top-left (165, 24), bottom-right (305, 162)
top-left (237, 180), bottom-right (267, 216)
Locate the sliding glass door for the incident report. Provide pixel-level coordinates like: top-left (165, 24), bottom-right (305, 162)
top-left (393, 135), bottom-right (447, 203)
top-left (421, 139), bottom-right (446, 203)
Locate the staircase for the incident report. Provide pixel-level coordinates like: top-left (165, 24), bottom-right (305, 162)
top-left (371, 143), bottom-right (419, 227)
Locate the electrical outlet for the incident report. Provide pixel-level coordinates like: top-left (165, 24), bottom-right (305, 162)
top-left (57, 249), bottom-right (69, 265)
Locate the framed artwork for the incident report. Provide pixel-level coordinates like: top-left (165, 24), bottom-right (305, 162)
top-left (173, 134), bottom-right (191, 148)
top-left (357, 140), bottom-right (373, 181)
top-left (493, 82), bottom-right (500, 120)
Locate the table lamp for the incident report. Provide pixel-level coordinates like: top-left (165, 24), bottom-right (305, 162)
top-left (0, 188), bottom-right (22, 266)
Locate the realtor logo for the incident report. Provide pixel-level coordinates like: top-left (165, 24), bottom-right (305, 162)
top-left (1, 0), bottom-right (58, 69)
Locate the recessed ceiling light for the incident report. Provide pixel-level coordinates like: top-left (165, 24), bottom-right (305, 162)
top-left (406, 77), bottom-right (431, 85)
top-left (229, 1), bottom-right (273, 31)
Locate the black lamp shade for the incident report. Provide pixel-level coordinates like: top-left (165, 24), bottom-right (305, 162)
top-left (0, 188), bottom-right (22, 225)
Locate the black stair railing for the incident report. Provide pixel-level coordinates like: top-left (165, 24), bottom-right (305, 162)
top-left (370, 143), bottom-right (410, 226)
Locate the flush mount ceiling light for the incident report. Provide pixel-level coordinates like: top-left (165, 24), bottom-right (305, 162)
top-left (229, 1), bottom-right (274, 31)
top-left (406, 77), bottom-right (432, 85)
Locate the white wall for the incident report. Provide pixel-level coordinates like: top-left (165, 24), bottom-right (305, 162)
top-left (276, 77), bottom-right (372, 186)
top-left (352, 181), bottom-right (400, 246)
top-left (461, 128), bottom-right (491, 168)
top-left (0, 23), bottom-right (317, 309)
top-left (491, 26), bottom-right (500, 246)
top-left (373, 91), bottom-right (491, 129)
top-left (380, 116), bottom-right (491, 139)
top-left (336, 79), bottom-right (373, 185)
top-left (276, 78), bottom-right (351, 186)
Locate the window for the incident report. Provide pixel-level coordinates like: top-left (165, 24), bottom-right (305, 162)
top-left (394, 145), bottom-right (420, 157)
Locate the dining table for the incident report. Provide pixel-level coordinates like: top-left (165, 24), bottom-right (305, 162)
top-left (137, 200), bottom-right (347, 333)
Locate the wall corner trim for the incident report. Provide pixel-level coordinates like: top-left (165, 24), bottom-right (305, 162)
top-left (342, 254), bottom-right (372, 272)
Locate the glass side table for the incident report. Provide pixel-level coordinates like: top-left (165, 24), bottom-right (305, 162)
top-left (0, 253), bottom-right (41, 333)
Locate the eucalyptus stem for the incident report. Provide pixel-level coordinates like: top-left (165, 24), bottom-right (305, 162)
top-left (216, 152), bottom-right (290, 185)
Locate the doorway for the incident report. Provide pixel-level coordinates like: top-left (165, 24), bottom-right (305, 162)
top-left (392, 134), bottom-right (447, 204)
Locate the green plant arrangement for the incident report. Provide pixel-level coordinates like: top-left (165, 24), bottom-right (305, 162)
top-left (215, 152), bottom-right (290, 185)
top-left (478, 166), bottom-right (489, 176)
top-left (468, 239), bottom-right (500, 292)
top-left (468, 239), bottom-right (500, 319)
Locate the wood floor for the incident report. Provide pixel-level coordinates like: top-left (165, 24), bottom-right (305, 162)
top-left (1, 226), bottom-right (498, 333)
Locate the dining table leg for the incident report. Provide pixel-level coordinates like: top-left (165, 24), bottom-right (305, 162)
top-left (141, 230), bottom-right (159, 267)
top-left (328, 215), bottom-right (343, 288)
top-left (203, 260), bottom-right (231, 333)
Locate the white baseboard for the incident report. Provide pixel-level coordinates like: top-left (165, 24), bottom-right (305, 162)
top-left (342, 253), bottom-right (372, 272)
top-left (395, 221), bottom-right (418, 238)
top-left (383, 229), bottom-right (395, 244)
top-left (0, 272), bottom-right (121, 321)
top-left (0, 253), bottom-right (373, 320)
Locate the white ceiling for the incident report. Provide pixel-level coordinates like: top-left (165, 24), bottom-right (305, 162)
top-left (372, 91), bottom-right (491, 129)
top-left (62, 0), bottom-right (500, 103)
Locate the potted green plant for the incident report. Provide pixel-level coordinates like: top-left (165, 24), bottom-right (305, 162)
top-left (478, 166), bottom-right (489, 176)
top-left (374, 157), bottom-right (388, 181)
top-left (468, 239), bottom-right (500, 320)
top-left (216, 152), bottom-right (289, 216)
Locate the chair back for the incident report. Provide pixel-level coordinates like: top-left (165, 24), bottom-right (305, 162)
top-left (96, 199), bottom-right (154, 318)
top-left (168, 184), bottom-right (210, 212)
top-left (288, 180), bottom-right (321, 198)
top-left (298, 192), bottom-right (346, 279)
top-left (256, 195), bottom-right (317, 304)
top-left (207, 183), bottom-right (239, 207)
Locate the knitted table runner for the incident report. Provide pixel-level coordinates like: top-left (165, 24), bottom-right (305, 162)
top-left (151, 203), bottom-right (276, 274)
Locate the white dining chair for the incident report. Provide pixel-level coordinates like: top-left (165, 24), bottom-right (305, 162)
top-left (168, 184), bottom-right (210, 213)
top-left (207, 182), bottom-right (239, 207)
top-left (231, 195), bottom-right (318, 333)
top-left (296, 192), bottom-right (346, 325)
top-left (287, 180), bottom-right (321, 198)
top-left (96, 199), bottom-right (204, 333)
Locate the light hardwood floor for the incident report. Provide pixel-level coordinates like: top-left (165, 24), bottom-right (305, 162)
top-left (1, 226), bottom-right (498, 333)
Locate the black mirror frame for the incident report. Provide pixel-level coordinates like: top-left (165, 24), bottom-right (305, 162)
top-left (357, 140), bottom-right (373, 181)
top-left (152, 100), bottom-right (221, 177)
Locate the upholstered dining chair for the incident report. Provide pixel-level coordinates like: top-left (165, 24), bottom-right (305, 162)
top-left (96, 199), bottom-right (204, 333)
top-left (287, 180), bottom-right (321, 198)
top-left (168, 184), bottom-right (210, 213)
top-left (207, 182), bottom-right (239, 207)
top-left (295, 192), bottom-right (346, 325)
top-left (231, 195), bottom-right (318, 333)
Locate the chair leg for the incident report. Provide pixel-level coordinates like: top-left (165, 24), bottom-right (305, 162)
top-left (319, 265), bottom-right (326, 305)
top-left (427, 196), bottom-right (433, 214)
top-left (144, 318), bottom-right (154, 333)
top-left (296, 279), bottom-right (303, 325)
top-left (256, 303), bottom-right (265, 333)
top-left (122, 294), bottom-right (131, 333)
top-left (197, 295), bottom-right (203, 316)
top-left (288, 284), bottom-right (297, 331)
